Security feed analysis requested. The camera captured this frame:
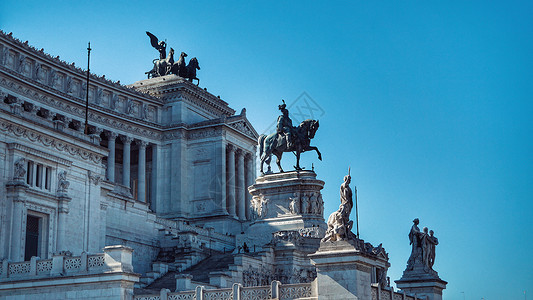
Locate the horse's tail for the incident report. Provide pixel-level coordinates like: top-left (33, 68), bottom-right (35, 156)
top-left (258, 134), bottom-right (266, 159)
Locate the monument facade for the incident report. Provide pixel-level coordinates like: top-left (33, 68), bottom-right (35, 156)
top-left (0, 30), bottom-right (444, 299)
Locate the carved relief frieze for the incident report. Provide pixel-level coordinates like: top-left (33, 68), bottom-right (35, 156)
top-left (187, 128), bottom-right (222, 140)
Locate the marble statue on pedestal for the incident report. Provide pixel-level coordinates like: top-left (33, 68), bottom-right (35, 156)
top-left (396, 219), bottom-right (447, 300)
top-left (406, 218), bottom-right (439, 272)
top-left (321, 174), bottom-right (357, 242)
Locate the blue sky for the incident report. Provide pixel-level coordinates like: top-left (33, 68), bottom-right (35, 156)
top-left (1, 1), bottom-right (532, 299)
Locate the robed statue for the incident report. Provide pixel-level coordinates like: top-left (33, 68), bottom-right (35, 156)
top-left (258, 100), bottom-right (321, 174)
top-left (406, 218), bottom-right (439, 273)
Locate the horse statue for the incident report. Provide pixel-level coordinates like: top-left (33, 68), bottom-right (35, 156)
top-left (185, 57), bottom-right (200, 85)
top-left (258, 119), bottom-right (321, 174)
top-left (146, 48), bottom-right (174, 78)
top-left (170, 51), bottom-right (188, 77)
top-left (170, 55), bottom-right (200, 85)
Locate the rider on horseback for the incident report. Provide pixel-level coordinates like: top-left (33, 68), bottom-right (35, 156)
top-left (276, 100), bottom-right (296, 148)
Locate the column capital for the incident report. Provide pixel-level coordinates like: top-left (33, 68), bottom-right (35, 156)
top-left (105, 131), bottom-right (119, 140)
top-left (235, 148), bottom-right (244, 157)
top-left (137, 140), bottom-right (148, 148)
top-left (245, 152), bottom-right (253, 160)
top-left (227, 144), bottom-right (235, 152)
top-left (120, 135), bottom-right (133, 144)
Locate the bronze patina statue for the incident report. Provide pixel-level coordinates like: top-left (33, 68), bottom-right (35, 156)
top-left (145, 31), bottom-right (201, 84)
top-left (258, 100), bottom-right (321, 174)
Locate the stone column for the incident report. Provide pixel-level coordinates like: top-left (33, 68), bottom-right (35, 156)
top-left (227, 145), bottom-right (236, 217)
top-left (236, 149), bottom-right (246, 220)
top-left (245, 153), bottom-right (254, 220)
top-left (150, 144), bottom-right (158, 211)
top-left (215, 139), bottom-right (227, 214)
top-left (56, 196), bottom-right (71, 253)
top-left (106, 132), bottom-right (118, 182)
top-left (10, 198), bottom-right (25, 261)
top-left (137, 140), bottom-right (147, 202)
top-left (121, 136), bottom-right (133, 187)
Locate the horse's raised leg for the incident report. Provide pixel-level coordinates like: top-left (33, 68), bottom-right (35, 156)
top-left (306, 146), bottom-right (322, 161)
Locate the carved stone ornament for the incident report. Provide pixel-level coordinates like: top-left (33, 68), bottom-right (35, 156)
top-left (13, 157), bottom-right (26, 181)
top-left (88, 170), bottom-right (101, 186)
top-left (57, 170), bottom-right (70, 193)
top-left (322, 174), bottom-right (355, 242)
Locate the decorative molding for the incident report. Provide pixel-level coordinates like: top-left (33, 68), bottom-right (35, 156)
top-left (1, 120), bottom-right (103, 164)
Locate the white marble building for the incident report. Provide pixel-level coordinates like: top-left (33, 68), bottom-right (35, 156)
top-left (0, 31), bottom-right (434, 300)
top-left (0, 30), bottom-right (256, 277)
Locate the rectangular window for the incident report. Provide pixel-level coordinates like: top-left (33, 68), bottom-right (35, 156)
top-left (24, 215), bottom-right (40, 260)
top-left (45, 167), bottom-right (51, 190)
top-left (26, 161), bottom-right (34, 185)
top-left (35, 164), bottom-right (42, 188)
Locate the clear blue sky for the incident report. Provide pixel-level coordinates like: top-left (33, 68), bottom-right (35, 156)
top-left (2, 1), bottom-right (532, 299)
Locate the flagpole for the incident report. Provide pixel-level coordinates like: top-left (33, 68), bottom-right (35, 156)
top-left (83, 42), bottom-right (91, 135)
top-left (355, 184), bottom-right (359, 238)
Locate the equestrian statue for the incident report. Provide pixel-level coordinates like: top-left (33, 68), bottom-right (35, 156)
top-left (145, 31), bottom-right (201, 85)
top-left (258, 100), bottom-right (322, 174)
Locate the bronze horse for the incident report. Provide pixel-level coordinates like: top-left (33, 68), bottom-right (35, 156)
top-left (170, 56), bottom-right (200, 85)
top-left (258, 119), bottom-right (321, 174)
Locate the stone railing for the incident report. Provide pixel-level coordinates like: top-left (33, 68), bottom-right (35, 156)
top-left (0, 245), bottom-right (132, 280)
top-left (135, 281), bottom-right (315, 300)
top-left (371, 285), bottom-right (425, 300)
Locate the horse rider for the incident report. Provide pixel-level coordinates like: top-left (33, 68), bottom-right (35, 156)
top-left (276, 100), bottom-right (296, 148)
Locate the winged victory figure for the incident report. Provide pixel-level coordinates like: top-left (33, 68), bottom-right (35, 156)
top-left (146, 31), bottom-right (166, 60)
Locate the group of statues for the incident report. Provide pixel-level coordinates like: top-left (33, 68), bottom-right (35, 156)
top-left (407, 218), bottom-right (439, 272)
top-left (322, 174), bottom-right (357, 242)
top-left (259, 101), bottom-right (321, 174)
top-left (289, 191), bottom-right (324, 215)
top-left (145, 32), bottom-right (200, 85)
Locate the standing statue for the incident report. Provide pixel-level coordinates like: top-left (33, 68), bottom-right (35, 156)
top-left (407, 218), bottom-right (421, 270)
top-left (258, 100), bottom-right (321, 174)
top-left (406, 218), bottom-right (439, 272)
top-left (322, 174), bottom-right (356, 242)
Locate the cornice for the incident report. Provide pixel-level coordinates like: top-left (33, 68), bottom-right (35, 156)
top-left (7, 143), bottom-right (73, 166)
top-left (0, 71), bottom-right (163, 140)
top-left (0, 118), bottom-right (104, 164)
top-left (0, 30), bottom-right (159, 102)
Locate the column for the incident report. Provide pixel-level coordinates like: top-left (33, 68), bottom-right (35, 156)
top-left (106, 132), bottom-right (118, 182)
top-left (227, 145), bottom-right (236, 217)
top-left (137, 140), bottom-right (147, 202)
top-left (56, 197), bottom-right (71, 252)
top-left (216, 140), bottom-right (227, 214)
top-left (150, 144), bottom-right (158, 211)
top-left (10, 199), bottom-right (25, 261)
top-left (236, 149), bottom-right (245, 220)
top-left (245, 153), bottom-right (254, 220)
top-left (121, 136), bottom-right (132, 187)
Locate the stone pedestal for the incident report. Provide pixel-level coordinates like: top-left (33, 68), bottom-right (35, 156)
top-left (240, 170), bottom-right (326, 248)
top-left (310, 239), bottom-right (389, 300)
top-left (395, 271), bottom-right (447, 300)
